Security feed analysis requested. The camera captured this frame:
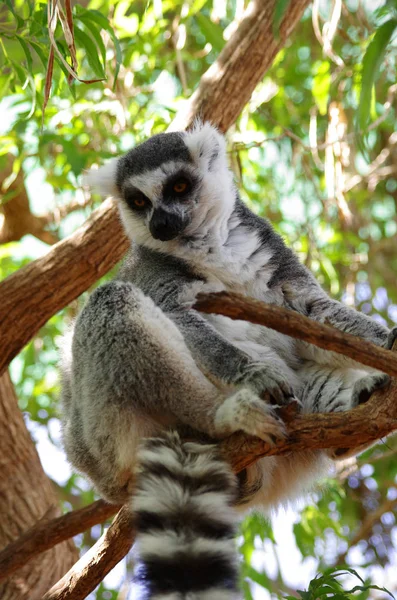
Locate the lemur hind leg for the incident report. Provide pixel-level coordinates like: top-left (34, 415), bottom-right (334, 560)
top-left (62, 281), bottom-right (285, 502)
top-left (296, 362), bottom-right (390, 459)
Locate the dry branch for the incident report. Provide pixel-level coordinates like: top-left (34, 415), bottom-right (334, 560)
top-left (42, 506), bottom-right (134, 600)
top-left (0, 500), bottom-right (119, 584)
top-left (0, 0), bottom-right (311, 376)
top-left (194, 292), bottom-right (397, 377)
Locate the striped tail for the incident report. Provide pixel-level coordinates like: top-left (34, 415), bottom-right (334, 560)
top-left (132, 431), bottom-right (240, 600)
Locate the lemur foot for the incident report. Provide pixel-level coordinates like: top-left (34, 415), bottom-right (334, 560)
top-left (385, 326), bottom-right (397, 350)
top-left (214, 388), bottom-right (286, 445)
top-left (352, 373), bottom-right (390, 406)
top-left (239, 364), bottom-right (296, 406)
top-left (326, 373), bottom-right (390, 461)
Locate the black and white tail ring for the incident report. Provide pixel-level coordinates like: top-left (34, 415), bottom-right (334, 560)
top-left (132, 431), bottom-right (240, 599)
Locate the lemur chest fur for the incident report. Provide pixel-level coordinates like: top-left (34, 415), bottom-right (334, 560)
top-left (179, 214), bottom-right (278, 301)
top-left (175, 221), bottom-right (297, 364)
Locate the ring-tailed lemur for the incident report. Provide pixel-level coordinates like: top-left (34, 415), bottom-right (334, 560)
top-left (61, 122), bottom-right (396, 600)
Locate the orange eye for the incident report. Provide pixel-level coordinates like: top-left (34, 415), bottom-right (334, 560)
top-left (173, 181), bottom-right (187, 193)
top-left (134, 197), bottom-right (146, 207)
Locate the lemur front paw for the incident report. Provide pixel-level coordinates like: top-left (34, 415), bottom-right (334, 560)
top-left (385, 326), bottom-right (397, 351)
top-left (238, 364), bottom-right (296, 406)
top-left (352, 373), bottom-right (390, 406)
top-left (214, 388), bottom-right (286, 445)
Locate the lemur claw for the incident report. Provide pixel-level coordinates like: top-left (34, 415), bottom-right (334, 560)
top-left (352, 373), bottom-right (390, 406)
top-left (385, 326), bottom-right (397, 351)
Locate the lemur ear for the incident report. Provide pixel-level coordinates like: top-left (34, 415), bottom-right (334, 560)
top-left (184, 121), bottom-right (227, 172)
top-left (82, 157), bottom-right (120, 198)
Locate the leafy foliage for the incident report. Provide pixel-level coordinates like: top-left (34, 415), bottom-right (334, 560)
top-left (285, 567), bottom-right (395, 600)
top-left (1, 0), bottom-right (397, 599)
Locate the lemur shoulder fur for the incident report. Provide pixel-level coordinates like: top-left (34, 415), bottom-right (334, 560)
top-left (61, 122), bottom-right (396, 600)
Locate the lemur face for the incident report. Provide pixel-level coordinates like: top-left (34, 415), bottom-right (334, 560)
top-left (117, 132), bottom-right (202, 242)
top-left (86, 122), bottom-right (235, 247)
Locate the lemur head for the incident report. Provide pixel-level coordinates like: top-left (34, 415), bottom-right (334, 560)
top-left (86, 122), bottom-right (235, 247)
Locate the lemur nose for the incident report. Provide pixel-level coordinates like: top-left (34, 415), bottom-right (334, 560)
top-left (150, 209), bottom-right (184, 241)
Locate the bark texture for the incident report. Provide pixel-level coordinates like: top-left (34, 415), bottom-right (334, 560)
top-left (0, 499), bottom-right (118, 584)
top-left (0, 154), bottom-right (58, 245)
top-left (170, 0), bottom-right (310, 132)
top-left (42, 506), bottom-right (135, 600)
top-left (0, 198), bottom-right (128, 375)
top-left (0, 371), bottom-right (78, 600)
top-left (0, 0), bottom-right (311, 376)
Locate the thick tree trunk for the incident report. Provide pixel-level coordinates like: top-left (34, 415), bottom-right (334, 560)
top-left (0, 371), bottom-right (78, 599)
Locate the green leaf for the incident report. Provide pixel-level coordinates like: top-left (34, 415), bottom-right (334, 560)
top-left (195, 13), bottom-right (224, 52)
top-left (3, 0), bottom-right (25, 29)
top-left (0, 73), bottom-right (12, 96)
top-left (76, 17), bottom-right (107, 69)
top-left (73, 25), bottom-right (106, 79)
top-left (29, 41), bottom-right (48, 70)
top-left (16, 35), bottom-right (33, 74)
top-left (246, 565), bottom-right (269, 588)
top-left (188, 0), bottom-right (208, 16)
top-left (273, 0), bottom-right (291, 38)
top-left (60, 140), bottom-right (86, 176)
top-left (77, 9), bottom-right (122, 84)
top-left (11, 60), bottom-right (28, 87)
top-left (357, 18), bottom-right (397, 152)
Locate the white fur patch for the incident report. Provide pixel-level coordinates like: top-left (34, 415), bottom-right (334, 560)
top-left (138, 530), bottom-right (234, 560)
top-left (83, 158), bottom-right (119, 197)
top-left (214, 388), bottom-right (285, 443)
top-left (150, 590), bottom-right (238, 600)
top-left (183, 121), bottom-right (227, 173)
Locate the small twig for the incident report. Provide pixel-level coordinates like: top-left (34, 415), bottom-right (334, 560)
top-left (0, 500), bottom-right (119, 584)
top-left (194, 291), bottom-right (397, 377)
top-left (359, 446), bottom-right (397, 465)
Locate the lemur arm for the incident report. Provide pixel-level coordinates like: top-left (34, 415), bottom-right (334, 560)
top-left (169, 305), bottom-right (294, 403)
top-left (284, 275), bottom-right (395, 348)
top-left (170, 307), bottom-right (252, 383)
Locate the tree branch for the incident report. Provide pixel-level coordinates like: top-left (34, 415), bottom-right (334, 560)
top-left (0, 198), bottom-right (129, 376)
top-left (0, 154), bottom-right (59, 246)
top-left (41, 506), bottom-right (135, 600)
top-left (0, 0), bottom-right (311, 376)
top-left (194, 292), bottom-right (397, 377)
top-left (0, 500), bottom-right (119, 584)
